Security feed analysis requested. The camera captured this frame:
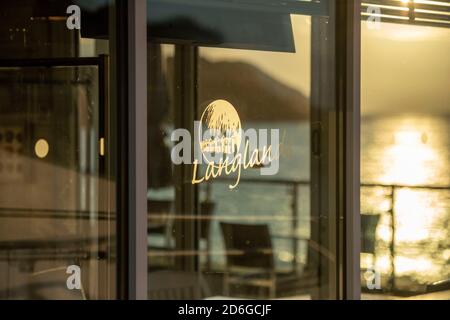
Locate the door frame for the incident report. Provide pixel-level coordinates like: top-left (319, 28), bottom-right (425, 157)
top-left (117, 0), bottom-right (361, 300)
top-left (115, 0), bottom-right (148, 300)
top-left (335, 0), bottom-right (361, 300)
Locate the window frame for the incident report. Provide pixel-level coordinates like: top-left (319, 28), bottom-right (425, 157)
top-left (117, 0), bottom-right (362, 300)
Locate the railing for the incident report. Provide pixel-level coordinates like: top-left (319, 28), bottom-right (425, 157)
top-left (361, 0), bottom-right (450, 29)
top-left (0, 180), bottom-right (449, 288)
top-left (204, 177), bottom-right (311, 271)
top-left (361, 183), bottom-right (450, 292)
top-left (207, 178), bottom-right (450, 283)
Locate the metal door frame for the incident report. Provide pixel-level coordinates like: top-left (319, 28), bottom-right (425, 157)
top-left (118, 0), bottom-right (361, 300)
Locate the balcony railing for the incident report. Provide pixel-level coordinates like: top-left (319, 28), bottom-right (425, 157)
top-left (0, 178), bottom-right (448, 293)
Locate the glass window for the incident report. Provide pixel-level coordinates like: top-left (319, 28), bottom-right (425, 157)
top-left (147, 0), bottom-right (340, 300)
top-left (0, 0), bottom-right (117, 299)
top-left (361, 1), bottom-right (450, 300)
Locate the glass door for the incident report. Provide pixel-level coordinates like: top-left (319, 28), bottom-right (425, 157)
top-left (146, 0), bottom-right (340, 300)
top-left (0, 57), bottom-right (115, 299)
top-left (0, 0), bottom-right (120, 300)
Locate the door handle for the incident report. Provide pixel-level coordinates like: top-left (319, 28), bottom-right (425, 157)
top-left (312, 127), bottom-right (321, 158)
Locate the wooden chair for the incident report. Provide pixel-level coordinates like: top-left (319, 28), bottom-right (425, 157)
top-left (361, 214), bottom-right (381, 274)
top-left (220, 222), bottom-right (276, 298)
top-left (361, 214), bottom-right (381, 255)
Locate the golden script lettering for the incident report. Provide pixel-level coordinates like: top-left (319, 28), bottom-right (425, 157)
top-left (192, 100), bottom-right (279, 189)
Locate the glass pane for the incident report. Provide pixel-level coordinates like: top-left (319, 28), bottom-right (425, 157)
top-left (361, 17), bottom-right (450, 299)
top-left (147, 0), bottom-right (338, 300)
top-left (0, 1), bottom-right (117, 299)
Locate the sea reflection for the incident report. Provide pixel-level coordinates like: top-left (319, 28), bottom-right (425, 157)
top-left (361, 114), bottom-right (450, 295)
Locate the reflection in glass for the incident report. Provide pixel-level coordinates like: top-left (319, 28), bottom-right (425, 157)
top-left (147, 5), bottom-right (337, 299)
top-left (0, 0), bottom-right (116, 299)
top-left (0, 65), bottom-right (115, 299)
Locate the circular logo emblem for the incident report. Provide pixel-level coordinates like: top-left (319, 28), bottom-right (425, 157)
top-left (198, 99), bottom-right (242, 166)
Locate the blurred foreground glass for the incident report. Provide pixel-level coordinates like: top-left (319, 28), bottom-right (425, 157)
top-left (0, 0), bottom-right (117, 299)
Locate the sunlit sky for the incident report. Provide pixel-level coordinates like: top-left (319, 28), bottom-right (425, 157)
top-left (362, 21), bottom-right (450, 116)
top-left (197, 15), bottom-right (311, 99)
top-left (187, 15), bottom-right (450, 117)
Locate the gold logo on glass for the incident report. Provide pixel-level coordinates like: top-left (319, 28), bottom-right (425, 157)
top-left (199, 99), bottom-right (242, 165)
top-left (192, 99), bottom-right (279, 189)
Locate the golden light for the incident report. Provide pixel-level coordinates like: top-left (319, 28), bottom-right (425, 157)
top-left (34, 139), bottom-right (49, 159)
top-left (373, 255), bottom-right (439, 279)
top-left (366, 116), bottom-right (449, 284)
top-left (99, 137), bottom-right (105, 156)
top-left (393, 188), bottom-right (443, 242)
top-left (380, 124), bottom-right (438, 186)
